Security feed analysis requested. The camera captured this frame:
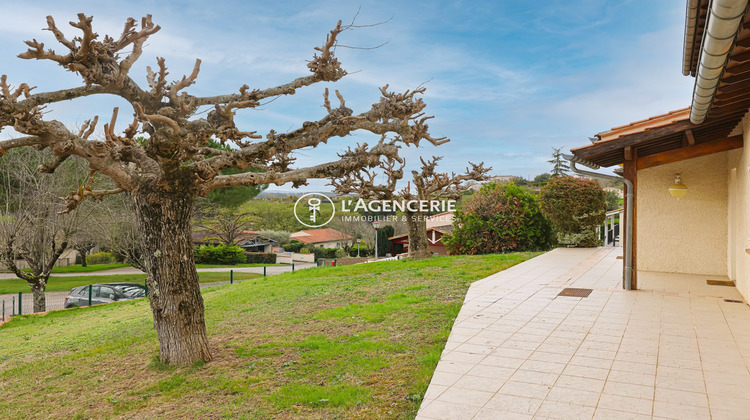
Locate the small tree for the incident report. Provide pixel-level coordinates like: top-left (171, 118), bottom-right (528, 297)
top-left (539, 176), bottom-right (606, 247)
top-left (605, 189), bottom-right (621, 211)
top-left (548, 147), bottom-right (570, 178)
top-left (533, 173), bottom-right (551, 186)
top-left (376, 225), bottom-right (395, 256)
top-left (0, 149), bottom-right (89, 312)
top-left (332, 156), bottom-right (489, 259)
top-left (444, 183), bottom-right (552, 254)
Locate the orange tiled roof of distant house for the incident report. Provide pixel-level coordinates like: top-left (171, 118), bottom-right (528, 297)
top-left (290, 228), bottom-right (352, 244)
top-left (596, 107), bottom-right (690, 142)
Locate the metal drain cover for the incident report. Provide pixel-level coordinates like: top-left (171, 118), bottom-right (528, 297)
top-left (707, 280), bottom-right (735, 287)
top-left (724, 299), bottom-right (743, 303)
top-left (558, 288), bottom-right (592, 298)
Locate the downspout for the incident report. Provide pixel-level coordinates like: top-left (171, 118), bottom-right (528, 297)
top-left (690, 0), bottom-right (748, 124)
top-left (564, 155), bottom-right (634, 290)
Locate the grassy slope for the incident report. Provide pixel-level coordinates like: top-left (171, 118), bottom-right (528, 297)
top-left (0, 253), bottom-right (540, 419)
top-left (0, 272), bottom-right (263, 294)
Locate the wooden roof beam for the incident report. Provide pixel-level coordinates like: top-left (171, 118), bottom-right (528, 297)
top-left (637, 135), bottom-right (743, 170)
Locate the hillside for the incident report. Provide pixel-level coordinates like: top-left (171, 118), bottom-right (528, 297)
top-left (0, 253), bottom-right (539, 419)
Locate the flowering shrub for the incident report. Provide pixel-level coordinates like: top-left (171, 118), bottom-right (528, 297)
top-left (445, 183), bottom-right (553, 254)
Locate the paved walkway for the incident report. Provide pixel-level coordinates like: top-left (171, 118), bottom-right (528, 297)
top-left (417, 247), bottom-right (750, 419)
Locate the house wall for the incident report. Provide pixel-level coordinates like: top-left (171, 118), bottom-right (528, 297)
top-left (728, 116), bottom-right (750, 300)
top-left (637, 152), bottom-right (729, 276)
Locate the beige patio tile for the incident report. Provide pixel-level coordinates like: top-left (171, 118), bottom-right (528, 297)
top-left (562, 364), bottom-right (611, 381)
top-left (509, 369), bottom-right (559, 387)
top-left (498, 380), bottom-right (551, 399)
top-left (434, 361), bottom-right (476, 375)
top-left (593, 408), bottom-right (652, 420)
top-left (519, 359), bottom-right (567, 374)
top-left (423, 384), bottom-right (448, 400)
top-left (452, 374), bottom-right (506, 393)
top-left (708, 395), bottom-right (750, 413)
top-left (607, 370), bottom-right (655, 387)
top-left (472, 407), bottom-right (533, 420)
top-left (555, 374), bottom-right (605, 393)
top-left (481, 355), bottom-right (526, 369)
top-left (440, 350), bottom-right (487, 364)
top-left (652, 400), bottom-right (710, 419)
top-left (654, 376), bottom-right (705, 393)
top-left (533, 400), bottom-right (596, 419)
top-left (602, 381), bottom-right (654, 400)
top-left (597, 393), bottom-right (653, 416)
top-left (483, 393), bottom-right (543, 415)
top-left (653, 387), bottom-right (708, 407)
top-left (417, 399), bottom-right (481, 420)
top-left (466, 364), bottom-right (516, 380)
top-left (545, 385), bottom-right (601, 406)
top-left (428, 371), bottom-right (463, 387)
top-left (437, 386), bottom-right (495, 408)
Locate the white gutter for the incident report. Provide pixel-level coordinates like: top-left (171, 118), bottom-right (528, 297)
top-left (683, 0), bottom-right (701, 76)
top-left (564, 154), bottom-right (634, 291)
top-left (690, 0), bottom-right (748, 124)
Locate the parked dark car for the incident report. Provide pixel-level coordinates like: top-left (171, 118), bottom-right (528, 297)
top-left (63, 283), bottom-right (147, 308)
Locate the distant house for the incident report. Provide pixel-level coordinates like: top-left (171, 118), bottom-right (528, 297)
top-left (289, 228), bottom-right (353, 248)
top-left (192, 230), bottom-right (276, 253)
top-left (389, 212), bottom-right (455, 256)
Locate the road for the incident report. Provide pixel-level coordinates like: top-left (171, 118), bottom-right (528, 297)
top-left (0, 263), bottom-right (316, 319)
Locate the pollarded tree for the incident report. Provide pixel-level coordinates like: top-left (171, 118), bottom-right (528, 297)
top-left (332, 156), bottom-right (489, 259)
top-left (0, 14), bottom-right (447, 364)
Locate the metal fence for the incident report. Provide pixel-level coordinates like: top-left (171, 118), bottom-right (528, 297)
top-left (0, 263), bottom-right (314, 323)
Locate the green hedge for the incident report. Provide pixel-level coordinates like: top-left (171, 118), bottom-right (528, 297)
top-left (193, 244), bottom-right (245, 265)
top-left (245, 252), bottom-right (277, 264)
top-left (281, 241), bottom-right (305, 253)
top-left (87, 252), bottom-right (117, 265)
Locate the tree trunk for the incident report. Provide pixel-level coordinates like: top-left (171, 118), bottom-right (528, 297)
top-left (405, 210), bottom-right (432, 259)
top-left (31, 282), bottom-right (46, 313)
top-left (80, 251), bottom-right (88, 267)
top-left (133, 190), bottom-right (212, 365)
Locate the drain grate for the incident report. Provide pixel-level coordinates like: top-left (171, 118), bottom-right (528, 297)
top-left (707, 279), bottom-right (735, 287)
top-left (724, 299), bottom-right (743, 303)
top-left (616, 256), bottom-right (623, 260)
top-left (558, 288), bottom-right (592, 298)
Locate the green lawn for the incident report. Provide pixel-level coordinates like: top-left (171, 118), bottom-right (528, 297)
top-left (0, 252), bottom-right (540, 419)
top-left (3, 262), bottom-right (286, 275)
top-left (0, 271), bottom-right (263, 294)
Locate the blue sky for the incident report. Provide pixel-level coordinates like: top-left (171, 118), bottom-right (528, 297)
top-left (0, 1), bottom-right (694, 191)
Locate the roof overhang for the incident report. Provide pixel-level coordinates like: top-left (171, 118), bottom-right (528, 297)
top-left (571, 110), bottom-right (743, 168)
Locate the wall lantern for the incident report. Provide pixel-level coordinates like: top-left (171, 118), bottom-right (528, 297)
top-left (668, 174), bottom-right (687, 199)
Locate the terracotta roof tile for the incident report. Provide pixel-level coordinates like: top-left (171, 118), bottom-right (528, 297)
top-left (596, 107), bottom-right (690, 142)
top-left (290, 228), bottom-right (353, 244)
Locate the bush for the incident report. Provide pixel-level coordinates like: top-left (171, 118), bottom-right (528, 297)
top-left (282, 241), bottom-right (305, 253)
top-left (245, 252), bottom-right (276, 264)
top-left (313, 247), bottom-right (338, 260)
top-left (334, 248), bottom-right (348, 258)
top-left (257, 230), bottom-right (290, 245)
top-left (539, 176), bottom-right (606, 247)
top-left (87, 252), bottom-right (116, 264)
top-left (349, 244), bottom-right (372, 257)
top-left (298, 247), bottom-right (310, 254)
top-left (444, 183), bottom-right (553, 255)
top-left (193, 244), bottom-right (246, 265)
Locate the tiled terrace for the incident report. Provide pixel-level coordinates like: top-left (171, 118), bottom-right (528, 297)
top-left (417, 248), bottom-right (750, 419)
